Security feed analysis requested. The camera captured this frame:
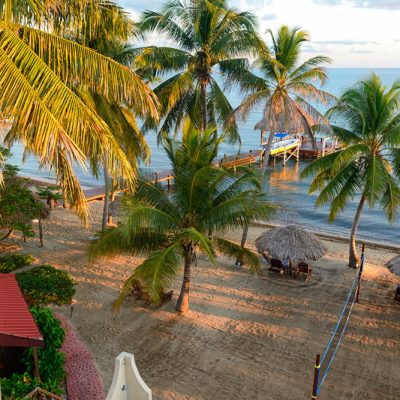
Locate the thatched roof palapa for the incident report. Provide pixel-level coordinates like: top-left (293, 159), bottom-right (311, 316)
top-left (385, 255), bottom-right (400, 277)
top-left (255, 225), bottom-right (326, 261)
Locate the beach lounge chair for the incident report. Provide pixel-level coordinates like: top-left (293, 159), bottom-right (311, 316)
top-left (294, 262), bottom-right (312, 281)
top-left (395, 285), bottom-right (400, 302)
top-left (269, 258), bottom-right (285, 275)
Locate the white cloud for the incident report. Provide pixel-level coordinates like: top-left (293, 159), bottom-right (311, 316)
top-left (118, 0), bottom-right (400, 67)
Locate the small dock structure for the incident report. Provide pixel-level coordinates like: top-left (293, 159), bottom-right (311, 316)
top-left (83, 133), bottom-right (338, 203)
top-left (299, 137), bottom-right (337, 158)
top-left (261, 132), bottom-right (301, 165)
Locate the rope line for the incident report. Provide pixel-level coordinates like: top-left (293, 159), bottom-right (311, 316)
top-left (320, 266), bottom-right (360, 364)
top-left (315, 253), bottom-right (365, 397)
top-left (317, 287), bottom-right (358, 392)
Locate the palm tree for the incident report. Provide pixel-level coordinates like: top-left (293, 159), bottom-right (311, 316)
top-left (229, 25), bottom-right (333, 165)
top-left (302, 74), bottom-right (400, 267)
top-left (0, 0), bottom-right (158, 223)
top-left (68, 5), bottom-right (152, 231)
top-left (90, 128), bottom-right (275, 314)
top-left (137, 0), bottom-right (263, 141)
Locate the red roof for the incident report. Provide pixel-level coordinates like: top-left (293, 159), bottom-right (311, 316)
top-left (0, 274), bottom-right (43, 347)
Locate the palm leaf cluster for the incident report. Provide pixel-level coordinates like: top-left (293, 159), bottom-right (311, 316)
top-left (90, 128), bottom-right (275, 313)
top-left (136, 0), bottom-right (264, 142)
top-left (230, 26), bottom-right (334, 151)
top-left (302, 74), bottom-right (400, 266)
top-left (0, 0), bottom-right (158, 222)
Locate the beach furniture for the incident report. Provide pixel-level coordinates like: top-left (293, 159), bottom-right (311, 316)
top-left (268, 258), bottom-right (287, 275)
top-left (293, 261), bottom-right (313, 281)
top-left (395, 284), bottom-right (400, 302)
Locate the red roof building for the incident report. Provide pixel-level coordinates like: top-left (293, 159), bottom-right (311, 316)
top-left (0, 274), bottom-right (43, 348)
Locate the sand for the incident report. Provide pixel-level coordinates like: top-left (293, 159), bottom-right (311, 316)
top-left (10, 202), bottom-right (400, 400)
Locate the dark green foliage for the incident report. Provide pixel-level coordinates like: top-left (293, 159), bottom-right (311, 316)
top-left (0, 163), bottom-right (47, 239)
top-left (17, 265), bottom-right (75, 306)
top-left (0, 253), bottom-right (34, 273)
top-left (37, 186), bottom-right (63, 203)
top-left (23, 307), bottom-right (65, 387)
top-left (0, 373), bottom-right (62, 399)
top-left (0, 308), bottom-right (65, 398)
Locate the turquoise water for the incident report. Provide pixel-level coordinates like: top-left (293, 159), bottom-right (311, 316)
top-left (5, 68), bottom-right (400, 243)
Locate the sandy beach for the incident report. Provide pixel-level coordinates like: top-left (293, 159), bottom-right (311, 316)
top-left (9, 202), bottom-right (400, 400)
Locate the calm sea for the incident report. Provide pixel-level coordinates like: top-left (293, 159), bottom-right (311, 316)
top-left (5, 68), bottom-right (400, 244)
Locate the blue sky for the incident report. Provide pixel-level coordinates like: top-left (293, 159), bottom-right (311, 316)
top-left (119, 0), bottom-right (400, 67)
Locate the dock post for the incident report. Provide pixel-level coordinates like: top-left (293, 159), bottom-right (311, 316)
top-left (311, 354), bottom-right (320, 399)
top-left (283, 150), bottom-right (287, 167)
top-left (296, 145), bottom-right (300, 162)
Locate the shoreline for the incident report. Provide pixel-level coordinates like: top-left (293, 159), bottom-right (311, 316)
top-left (18, 173), bottom-right (400, 252)
top-left (255, 221), bottom-right (400, 252)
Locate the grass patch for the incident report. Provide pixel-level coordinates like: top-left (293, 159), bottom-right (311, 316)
top-left (17, 265), bottom-right (75, 305)
top-left (0, 253), bottom-right (34, 273)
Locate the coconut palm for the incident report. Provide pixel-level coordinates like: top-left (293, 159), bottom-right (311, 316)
top-left (0, 0), bottom-right (158, 222)
top-left (302, 74), bottom-right (400, 267)
top-left (229, 25), bottom-right (333, 165)
top-left (68, 6), bottom-right (152, 231)
top-left (137, 0), bottom-right (263, 141)
top-left (90, 127), bottom-right (275, 314)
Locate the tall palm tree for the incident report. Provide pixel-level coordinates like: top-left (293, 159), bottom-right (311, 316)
top-left (229, 25), bottom-right (333, 165)
top-left (67, 5), bottom-right (152, 231)
top-left (137, 0), bottom-right (263, 141)
top-left (0, 0), bottom-right (158, 222)
top-left (90, 128), bottom-right (275, 314)
top-left (302, 74), bottom-right (400, 267)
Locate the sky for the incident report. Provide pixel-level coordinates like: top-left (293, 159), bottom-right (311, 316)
top-left (118, 0), bottom-right (400, 68)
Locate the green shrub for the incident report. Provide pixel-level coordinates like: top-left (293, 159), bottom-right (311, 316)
top-left (17, 265), bottom-right (75, 305)
top-left (0, 253), bottom-right (34, 273)
top-left (0, 373), bottom-right (62, 399)
top-left (23, 307), bottom-right (65, 387)
top-left (0, 307), bottom-right (65, 399)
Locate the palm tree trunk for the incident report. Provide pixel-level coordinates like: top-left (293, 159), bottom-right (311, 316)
top-left (201, 81), bottom-right (207, 132)
top-left (107, 178), bottom-right (116, 225)
top-left (39, 218), bottom-right (44, 247)
top-left (262, 131), bottom-right (275, 171)
top-left (176, 247), bottom-right (192, 314)
top-left (102, 157), bottom-right (111, 232)
top-left (0, 228), bottom-right (13, 241)
top-left (349, 195), bottom-right (366, 268)
top-left (236, 224), bottom-right (249, 267)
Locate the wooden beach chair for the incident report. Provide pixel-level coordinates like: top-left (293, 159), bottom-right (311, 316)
top-left (395, 285), bottom-right (400, 302)
top-left (268, 258), bottom-right (285, 275)
top-left (294, 262), bottom-right (312, 281)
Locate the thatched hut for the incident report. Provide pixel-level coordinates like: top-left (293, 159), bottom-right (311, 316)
top-left (385, 255), bottom-right (400, 277)
top-left (255, 225), bottom-right (326, 261)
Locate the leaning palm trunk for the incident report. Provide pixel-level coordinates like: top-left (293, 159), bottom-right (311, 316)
top-left (349, 195), bottom-right (366, 268)
top-left (176, 247), bottom-right (193, 313)
top-left (38, 218), bottom-right (44, 247)
top-left (102, 157), bottom-right (111, 232)
top-left (236, 224), bottom-right (249, 266)
top-left (262, 131), bottom-right (275, 171)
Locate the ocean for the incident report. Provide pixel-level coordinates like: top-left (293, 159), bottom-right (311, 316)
top-left (5, 68), bottom-right (400, 244)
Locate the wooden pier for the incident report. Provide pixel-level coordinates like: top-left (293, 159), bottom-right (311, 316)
top-left (299, 138), bottom-right (337, 158)
top-left (83, 137), bottom-right (337, 203)
top-left (83, 149), bottom-right (265, 202)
